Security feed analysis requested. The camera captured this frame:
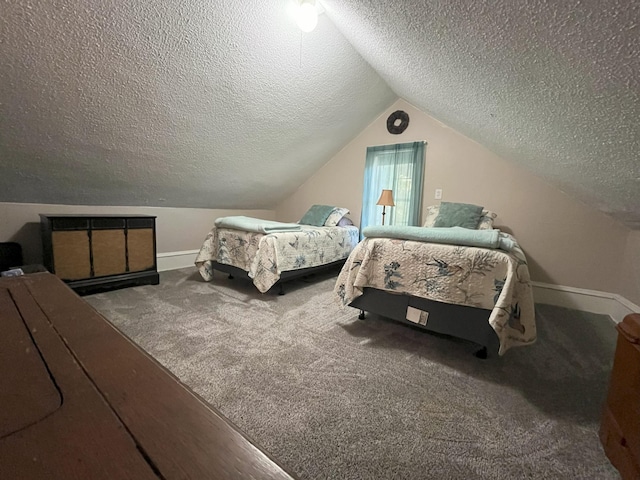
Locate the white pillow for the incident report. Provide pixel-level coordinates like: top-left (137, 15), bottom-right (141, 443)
top-left (477, 210), bottom-right (497, 229)
top-left (422, 205), bottom-right (497, 230)
top-left (422, 205), bottom-right (440, 228)
top-left (324, 207), bottom-right (350, 227)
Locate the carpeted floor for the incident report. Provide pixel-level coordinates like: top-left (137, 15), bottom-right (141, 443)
top-left (85, 267), bottom-right (620, 479)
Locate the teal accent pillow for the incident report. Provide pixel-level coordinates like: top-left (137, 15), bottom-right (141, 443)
top-left (299, 205), bottom-right (336, 226)
top-left (433, 202), bottom-right (484, 229)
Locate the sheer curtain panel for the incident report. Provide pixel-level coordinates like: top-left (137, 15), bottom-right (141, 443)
top-left (360, 141), bottom-right (425, 233)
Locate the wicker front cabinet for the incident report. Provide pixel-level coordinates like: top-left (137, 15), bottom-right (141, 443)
top-left (40, 214), bottom-right (160, 295)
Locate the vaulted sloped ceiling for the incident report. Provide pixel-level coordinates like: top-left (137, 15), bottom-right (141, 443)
top-left (321, 0), bottom-right (640, 228)
top-left (0, 0), bottom-right (396, 208)
top-left (1, 0), bottom-right (639, 228)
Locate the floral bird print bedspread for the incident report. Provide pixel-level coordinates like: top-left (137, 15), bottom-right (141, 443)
top-left (334, 236), bottom-right (536, 355)
top-left (196, 225), bottom-right (359, 293)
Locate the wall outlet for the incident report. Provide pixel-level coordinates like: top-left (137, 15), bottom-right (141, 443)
top-left (434, 188), bottom-right (442, 199)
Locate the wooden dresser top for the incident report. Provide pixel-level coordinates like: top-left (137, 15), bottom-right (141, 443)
top-left (0, 273), bottom-right (296, 480)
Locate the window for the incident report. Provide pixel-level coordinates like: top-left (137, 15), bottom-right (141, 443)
top-left (360, 141), bottom-right (425, 232)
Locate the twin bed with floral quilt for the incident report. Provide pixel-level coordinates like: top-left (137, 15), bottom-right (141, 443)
top-left (195, 205), bottom-right (359, 294)
top-left (334, 202), bottom-right (537, 357)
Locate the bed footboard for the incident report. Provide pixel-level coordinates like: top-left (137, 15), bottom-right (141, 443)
top-left (350, 288), bottom-right (499, 357)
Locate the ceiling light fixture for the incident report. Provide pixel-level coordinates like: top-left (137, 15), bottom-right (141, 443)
top-left (295, 0), bottom-right (319, 33)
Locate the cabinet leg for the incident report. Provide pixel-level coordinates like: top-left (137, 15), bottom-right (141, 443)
top-left (228, 274), bottom-right (234, 280)
top-left (358, 310), bottom-right (366, 320)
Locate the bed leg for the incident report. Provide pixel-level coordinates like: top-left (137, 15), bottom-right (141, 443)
top-left (278, 284), bottom-right (285, 296)
top-left (228, 274), bottom-right (234, 280)
top-left (358, 310), bottom-right (366, 320)
top-left (474, 346), bottom-right (488, 359)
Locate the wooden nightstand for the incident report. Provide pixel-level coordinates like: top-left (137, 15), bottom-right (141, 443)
top-left (40, 214), bottom-right (160, 295)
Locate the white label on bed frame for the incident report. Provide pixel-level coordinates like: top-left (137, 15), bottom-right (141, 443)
top-left (406, 306), bottom-right (429, 326)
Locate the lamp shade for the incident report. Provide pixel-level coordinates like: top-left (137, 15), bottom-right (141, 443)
top-left (376, 189), bottom-right (395, 207)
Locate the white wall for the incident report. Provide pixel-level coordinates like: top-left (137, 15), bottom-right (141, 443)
top-left (276, 99), bottom-right (634, 300)
top-left (619, 231), bottom-right (640, 306)
top-left (4, 98), bottom-right (637, 306)
top-left (1, 202), bottom-right (275, 265)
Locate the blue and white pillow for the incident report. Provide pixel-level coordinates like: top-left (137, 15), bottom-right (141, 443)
top-left (324, 207), bottom-right (350, 227)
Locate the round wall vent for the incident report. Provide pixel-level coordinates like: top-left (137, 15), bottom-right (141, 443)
top-left (386, 110), bottom-right (410, 134)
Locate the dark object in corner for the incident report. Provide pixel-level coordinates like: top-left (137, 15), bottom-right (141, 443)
top-left (600, 313), bottom-right (640, 479)
top-left (0, 242), bottom-right (23, 272)
top-left (386, 110), bottom-right (410, 134)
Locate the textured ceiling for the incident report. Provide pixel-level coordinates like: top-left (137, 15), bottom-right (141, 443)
top-left (0, 0), bottom-right (395, 208)
top-left (322, 0), bottom-right (640, 228)
top-left (1, 0), bottom-right (639, 228)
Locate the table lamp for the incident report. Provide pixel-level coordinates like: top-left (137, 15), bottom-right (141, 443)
top-left (376, 189), bottom-right (395, 225)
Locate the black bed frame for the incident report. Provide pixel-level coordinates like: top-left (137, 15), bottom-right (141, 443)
top-left (210, 259), bottom-right (347, 295)
top-left (350, 288), bottom-right (500, 358)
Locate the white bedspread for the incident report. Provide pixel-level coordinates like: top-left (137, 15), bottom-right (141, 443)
top-left (334, 236), bottom-right (536, 355)
top-left (196, 225), bottom-right (359, 293)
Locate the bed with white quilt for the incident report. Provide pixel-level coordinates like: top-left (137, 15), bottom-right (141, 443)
top-left (196, 205), bottom-right (359, 294)
top-left (334, 202), bottom-right (536, 357)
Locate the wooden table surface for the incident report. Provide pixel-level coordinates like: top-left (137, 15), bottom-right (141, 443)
top-left (0, 273), bottom-right (296, 479)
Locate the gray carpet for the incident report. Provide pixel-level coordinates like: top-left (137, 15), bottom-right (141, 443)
top-left (85, 267), bottom-right (620, 479)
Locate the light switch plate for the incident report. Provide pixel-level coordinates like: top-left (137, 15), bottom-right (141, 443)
top-left (435, 188), bottom-right (442, 199)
